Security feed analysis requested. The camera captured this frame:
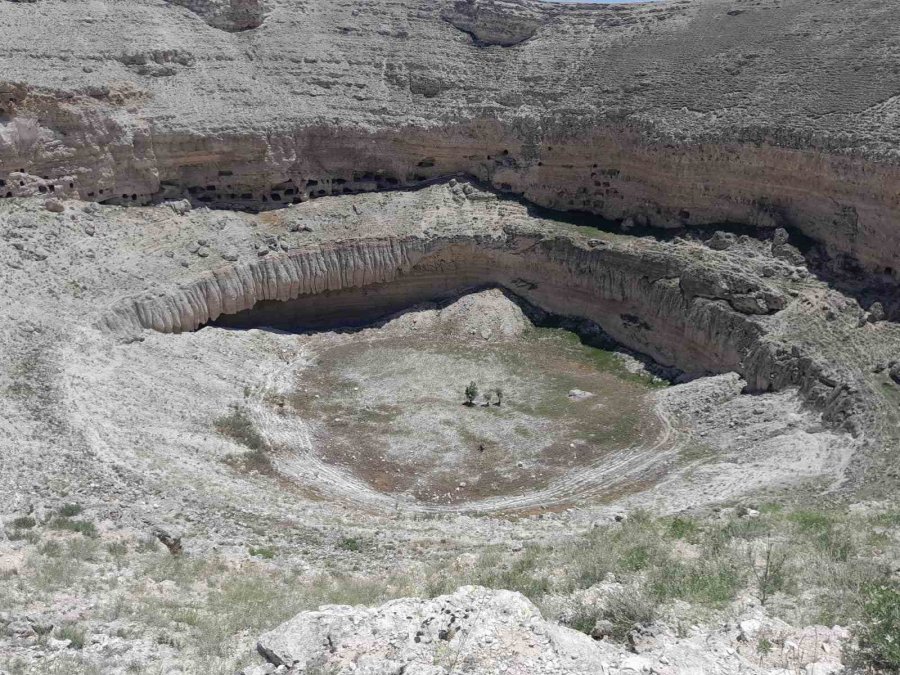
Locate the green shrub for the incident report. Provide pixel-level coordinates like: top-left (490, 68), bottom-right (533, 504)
top-left (249, 546), bottom-right (276, 559)
top-left (106, 541), bottom-right (129, 558)
top-left (7, 528), bottom-right (39, 543)
top-left (650, 558), bottom-right (743, 606)
top-left (55, 624), bottom-right (86, 650)
top-left (337, 537), bottom-right (363, 552)
top-left (749, 542), bottom-right (790, 606)
top-left (58, 503), bottom-right (83, 518)
top-left (49, 517), bottom-right (97, 538)
top-left (667, 516), bottom-right (699, 540)
top-left (11, 516), bottom-right (36, 529)
top-left (852, 583), bottom-right (900, 671)
top-left (566, 588), bottom-right (657, 641)
top-left (214, 407), bottom-right (265, 451)
top-left (38, 540), bottom-right (62, 557)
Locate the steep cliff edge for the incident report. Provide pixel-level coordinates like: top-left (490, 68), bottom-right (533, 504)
top-left (1, 0), bottom-right (899, 275)
top-left (97, 197), bottom-right (865, 438)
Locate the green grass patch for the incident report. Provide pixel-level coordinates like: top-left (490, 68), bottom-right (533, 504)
top-left (214, 406), bottom-right (265, 451)
top-left (337, 537), bottom-right (363, 553)
top-left (651, 559), bottom-right (743, 606)
top-left (55, 624), bottom-right (87, 650)
top-left (58, 503), bottom-right (83, 518)
top-left (851, 583), bottom-right (900, 672)
top-left (788, 510), bottom-right (834, 533)
top-left (667, 516), bottom-right (700, 540)
top-left (10, 515), bottom-right (36, 529)
top-left (249, 546), bottom-right (276, 559)
top-left (49, 517), bottom-right (97, 538)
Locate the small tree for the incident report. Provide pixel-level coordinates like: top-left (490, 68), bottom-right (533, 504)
top-left (464, 381), bottom-right (478, 406)
top-left (494, 387), bottom-right (503, 406)
top-left (750, 541), bottom-right (789, 606)
top-left (482, 391), bottom-right (492, 406)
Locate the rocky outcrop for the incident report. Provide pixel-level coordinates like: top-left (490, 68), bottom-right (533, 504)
top-left (166, 0), bottom-right (268, 32)
top-left (99, 224), bottom-right (864, 435)
top-left (256, 586), bottom-right (609, 674)
top-left (442, 0), bottom-right (544, 47)
top-left (1, 0), bottom-right (900, 275)
top-left (254, 586), bottom-right (849, 675)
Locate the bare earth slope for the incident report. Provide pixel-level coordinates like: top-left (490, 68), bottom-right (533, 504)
top-left (1, 0), bottom-right (900, 273)
top-left (3, 2), bottom-right (900, 672)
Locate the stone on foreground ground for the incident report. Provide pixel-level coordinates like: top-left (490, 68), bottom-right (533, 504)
top-left (252, 586), bottom-right (848, 675)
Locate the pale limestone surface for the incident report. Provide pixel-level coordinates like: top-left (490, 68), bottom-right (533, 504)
top-left (1, 0), bottom-right (899, 272)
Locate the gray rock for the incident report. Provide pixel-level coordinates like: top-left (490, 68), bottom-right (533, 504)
top-left (568, 389), bottom-right (595, 401)
top-left (868, 302), bottom-right (885, 323)
top-left (257, 587), bottom-right (607, 674)
top-left (772, 228), bottom-right (790, 248)
top-left (590, 619), bottom-right (615, 639)
top-left (167, 200), bottom-right (192, 216)
top-left (889, 362), bottom-right (900, 385)
top-left (706, 231), bottom-right (735, 251)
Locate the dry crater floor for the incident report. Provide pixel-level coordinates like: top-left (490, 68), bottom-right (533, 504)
top-left (0, 185), bottom-right (898, 674)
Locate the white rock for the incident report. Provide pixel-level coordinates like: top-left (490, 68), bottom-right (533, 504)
top-left (257, 586), bottom-right (610, 674)
top-left (619, 655), bottom-right (651, 672)
top-left (738, 619), bottom-right (762, 641)
top-left (568, 389), bottom-right (595, 401)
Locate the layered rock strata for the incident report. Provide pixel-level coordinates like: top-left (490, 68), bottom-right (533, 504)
top-left (100, 223), bottom-right (863, 435)
top-left (1, 0), bottom-right (899, 273)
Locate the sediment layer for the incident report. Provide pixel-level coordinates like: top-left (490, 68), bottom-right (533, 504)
top-left (100, 228), bottom-right (864, 436)
top-left (1, 0), bottom-right (899, 273)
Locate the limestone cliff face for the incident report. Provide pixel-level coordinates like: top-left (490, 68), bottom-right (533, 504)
top-left (100, 230), bottom-right (862, 435)
top-left (1, 0), bottom-right (900, 274)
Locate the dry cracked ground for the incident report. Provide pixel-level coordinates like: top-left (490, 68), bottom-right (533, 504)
top-left (2, 1), bottom-right (900, 674)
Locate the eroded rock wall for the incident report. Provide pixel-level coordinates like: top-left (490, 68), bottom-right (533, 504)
top-left (99, 230), bottom-right (863, 434)
top-left (1, 0), bottom-right (899, 274)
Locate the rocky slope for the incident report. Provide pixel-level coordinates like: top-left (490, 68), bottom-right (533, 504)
top-left (98, 181), bottom-right (863, 437)
top-left (253, 586), bottom-right (849, 675)
top-left (0, 181), bottom-right (891, 518)
top-left (1, 0), bottom-right (900, 274)
top-left (0, 185), bottom-right (894, 673)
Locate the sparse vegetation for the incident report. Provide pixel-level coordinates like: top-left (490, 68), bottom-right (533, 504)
top-left (10, 515), bottom-right (36, 529)
top-left (249, 546), bottom-right (276, 559)
top-left (214, 406), bottom-right (265, 451)
top-left (2, 503), bottom-right (898, 672)
top-left (217, 406), bottom-right (272, 474)
top-left (851, 583), bottom-right (900, 672)
top-left (464, 381), bottom-right (478, 406)
top-left (58, 503), bottom-right (83, 518)
top-left (224, 447), bottom-right (273, 475)
top-left (49, 516), bottom-right (98, 538)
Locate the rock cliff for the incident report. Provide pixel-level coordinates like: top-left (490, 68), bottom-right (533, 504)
top-left (1, 0), bottom-right (899, 274)
top-left (97, 184), bottom-right (864, 436)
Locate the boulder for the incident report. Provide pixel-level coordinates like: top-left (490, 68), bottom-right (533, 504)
top-left (257, 586), bottom-right (612, 674)
top-left (889, 362), bottom-right (900, 385)
top-left (706, 231), bottom-right (735, 251)
top-left (43, 198), bottom-right (64, 213)
top-left (868, 302), bottom-right (886, 323)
